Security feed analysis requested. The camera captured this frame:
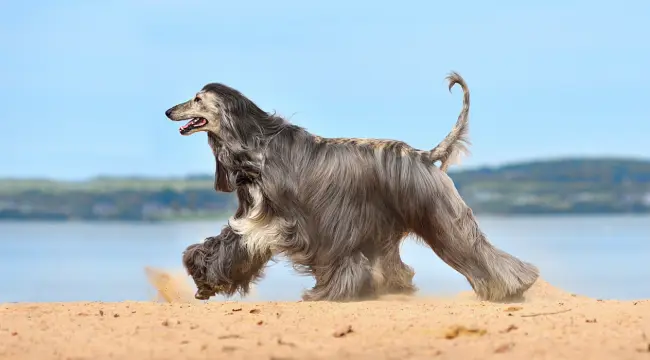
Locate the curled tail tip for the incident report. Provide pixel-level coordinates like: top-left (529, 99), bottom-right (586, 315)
top-left (445, 71), bottom-right (465, 93)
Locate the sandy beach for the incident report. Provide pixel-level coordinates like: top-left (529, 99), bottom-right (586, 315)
top-left (1, 268), bottom-right (649, 360)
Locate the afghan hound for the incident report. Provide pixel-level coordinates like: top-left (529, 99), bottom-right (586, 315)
top-left (165, 72), bottom-right (539, 302)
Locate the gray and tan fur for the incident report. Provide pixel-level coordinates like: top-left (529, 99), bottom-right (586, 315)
top-left (166, 72), bottom-right (538, 302)
top-left (311, 71), bottom-right (471, 172)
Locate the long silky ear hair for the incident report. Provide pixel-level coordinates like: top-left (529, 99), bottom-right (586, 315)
top-left (208, 133), bottom-right (235, 193)
top-left (215, 154), bottom-right (235, 192)
top-left (202, 83), bottom-right (288, 193)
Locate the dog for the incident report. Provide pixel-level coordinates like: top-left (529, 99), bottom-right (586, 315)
top-left (166, 72), bottom-right (539, 302)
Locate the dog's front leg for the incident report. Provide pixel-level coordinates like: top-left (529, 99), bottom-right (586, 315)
top-left (182, 225), bottom-right (272, 300)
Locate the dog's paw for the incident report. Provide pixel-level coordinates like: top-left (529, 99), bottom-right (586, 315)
top-left (194, 288), bottom-right (215, 300)
top-left (301, 290), bottom-right (318, 302)
top-left (193, 282), bottom-right (227, 300)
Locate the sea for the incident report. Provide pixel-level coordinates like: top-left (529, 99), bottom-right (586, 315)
top-left (1, 215), bottom-right (648, 303)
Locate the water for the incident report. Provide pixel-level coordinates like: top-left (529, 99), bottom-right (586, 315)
top-left (1, 216), bottom-right (649, 303)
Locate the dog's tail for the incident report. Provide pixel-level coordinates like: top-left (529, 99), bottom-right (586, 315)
top-left (428, 71), bottom-right (471, 172)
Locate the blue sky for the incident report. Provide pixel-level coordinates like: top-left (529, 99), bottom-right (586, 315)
top-left (1, 0), bottom-right (648, 179)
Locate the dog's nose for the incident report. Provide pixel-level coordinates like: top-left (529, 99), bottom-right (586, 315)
top-left (165, 108), bottom-right (173, 118)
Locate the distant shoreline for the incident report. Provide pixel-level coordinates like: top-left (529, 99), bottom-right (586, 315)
top-left (0, 213), bottom-right (232, 223)
top-left (2, 157), bottom-right (650, 221)
top-left (1, 212), bottom-right (650, 223)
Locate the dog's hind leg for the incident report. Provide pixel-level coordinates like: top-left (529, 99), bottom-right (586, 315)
top-left (301, 251), bottom-right (376, 302)
top-left (365, 234), bottom-right (417, 296)
top-left (409, 170), bottom-right (539, 302)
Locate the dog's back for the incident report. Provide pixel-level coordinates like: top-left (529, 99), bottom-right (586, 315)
top-left (311, 71), bottom-right (471, 172)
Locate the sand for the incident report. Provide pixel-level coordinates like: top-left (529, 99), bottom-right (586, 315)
top-left (1, 268), bottom-right (649, 360)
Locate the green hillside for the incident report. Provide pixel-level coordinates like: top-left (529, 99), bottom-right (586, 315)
top-left (1, 157), bottom-right (649, 221)
top-left (449, 158), bottom-right (650, 214)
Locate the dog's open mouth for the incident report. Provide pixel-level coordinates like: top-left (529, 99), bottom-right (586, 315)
top-left (179, 118), bottom-right (208, 135)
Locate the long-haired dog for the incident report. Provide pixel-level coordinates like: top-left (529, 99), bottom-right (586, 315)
top-left (166, 72), bottom-right (539, 302)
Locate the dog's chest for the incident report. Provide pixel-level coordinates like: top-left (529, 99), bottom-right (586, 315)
top-left (229, 186), bottom-right (290, 256)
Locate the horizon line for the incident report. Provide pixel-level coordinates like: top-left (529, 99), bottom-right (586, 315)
top-left (1, 155), bottom-right (648, 183)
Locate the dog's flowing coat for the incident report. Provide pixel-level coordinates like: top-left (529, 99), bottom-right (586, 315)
top-left (166, 72), bottom-right (539, 302)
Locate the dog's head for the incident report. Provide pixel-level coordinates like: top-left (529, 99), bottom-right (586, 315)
top-left (182, 233), bottom-right (268, 300)
top-left (165, 83), bottom-right (282, 193)
top-left (165, 82), bottom-right (269, 138)
top-left (165, 84), bottom-right (227, 136)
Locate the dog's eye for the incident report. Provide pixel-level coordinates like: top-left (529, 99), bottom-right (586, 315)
top-left (194, 97), bottom-right (202, 103)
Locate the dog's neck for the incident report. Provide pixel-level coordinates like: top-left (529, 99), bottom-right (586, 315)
top-left (207, 132), bottom-right (262, 188)
top-left (206, 113), bottom-right (303, 190)
top-left (207, 132), bottom-right (221, 157)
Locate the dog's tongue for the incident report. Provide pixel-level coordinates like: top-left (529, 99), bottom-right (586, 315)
top-left (179, 118), bottom-right (208, 134)
top-left (181, 119), bottom-right (196, 130)
top-left (180, 118), bottom-right (207, 131)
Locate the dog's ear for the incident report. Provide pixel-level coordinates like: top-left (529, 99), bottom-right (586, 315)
top-left (214, 157), bottom-right (235, 193)
top-left (208, 133), bottom-right (235, 193)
